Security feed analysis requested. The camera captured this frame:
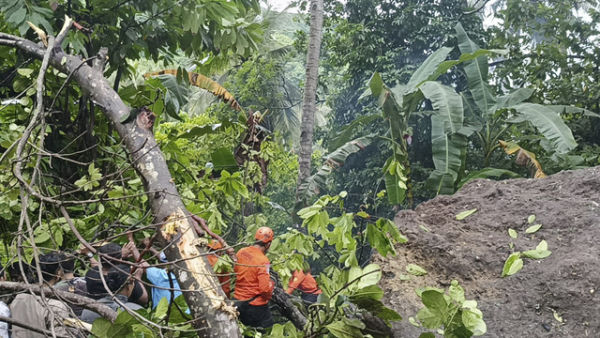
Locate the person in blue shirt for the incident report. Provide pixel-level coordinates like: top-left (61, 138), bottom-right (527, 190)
top-left (141, 239), bottom-right (183, 309)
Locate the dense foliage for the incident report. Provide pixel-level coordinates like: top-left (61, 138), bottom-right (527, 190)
top-left (0, 0), bottom-right (599, 336)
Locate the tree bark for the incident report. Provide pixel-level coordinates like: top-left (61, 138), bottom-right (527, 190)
top-left (295, 0), bottom-right (324, 208)
top-left (271, 287), bottom-right (307, 329)
top-left (0, 33), bottom-right (240, 337)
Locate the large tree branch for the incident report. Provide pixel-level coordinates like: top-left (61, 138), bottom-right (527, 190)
top-left (0, 281), bottom-right (117, 321)
top-left (0, 31), bottom-right (240, 337)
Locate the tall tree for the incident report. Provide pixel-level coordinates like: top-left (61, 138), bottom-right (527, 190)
top-left (296, 0), bottom-right (324, 208)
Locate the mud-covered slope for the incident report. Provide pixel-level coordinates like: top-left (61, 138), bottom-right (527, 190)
top-left (375, 166), bottom-right (600, 337)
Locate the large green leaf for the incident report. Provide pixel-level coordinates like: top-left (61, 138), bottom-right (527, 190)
top-left (511, 103), bottom-right (577, 154)
top-left (406, 47), bottom-right (453, 93)
top-left (492, 88), bottom-right (534, 112)
top-left (428, 115), bottom-right (467, 194)
top-left (420, 81), bottom-right (464, 133)
top-left (547, 105), bottom-right (600, 118)
top-left (302, 136), bottom-right (375, 196)
top-left (455, 23), bottom-right (495, 116)
top-left (329, 114), bottom-right (381, 151)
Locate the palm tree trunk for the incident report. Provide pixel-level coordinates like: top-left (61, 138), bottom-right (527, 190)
top-left (295, 0), bottom-right (324, 208)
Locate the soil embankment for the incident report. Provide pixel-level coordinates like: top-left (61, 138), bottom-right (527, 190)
top-left (376, 166), bottom-right (600, 337)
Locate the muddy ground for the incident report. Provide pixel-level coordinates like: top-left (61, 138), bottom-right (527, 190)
top-left (375, 166), bottom-right (600, 337)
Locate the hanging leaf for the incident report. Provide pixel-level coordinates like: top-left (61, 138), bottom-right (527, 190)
top-left (510, 103), bottom-right (577, 154)
top-left (527, 215), bottom-right (536, 224)
top-left (456, 208), bottom-right (477, 220)
top-left (499, 140), bottom-right (547, 178)
top-left (302, 135), bottom-right (375, 198)
top-left (508, 228), bottom-right (518, 239)
top-left (145, 69), bottom-right (242, 111)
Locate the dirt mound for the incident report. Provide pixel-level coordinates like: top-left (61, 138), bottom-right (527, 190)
top-left (375, 166), bottom-right (600, 337)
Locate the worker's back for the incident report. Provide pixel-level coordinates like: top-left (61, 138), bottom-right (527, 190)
top-left (234, 246), bottom-right (273, 306)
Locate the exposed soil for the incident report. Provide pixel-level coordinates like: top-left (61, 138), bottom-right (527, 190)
top-left (375, 166), bottom-right (600, 337)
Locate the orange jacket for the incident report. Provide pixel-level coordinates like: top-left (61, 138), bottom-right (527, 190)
top-left (207, 254), bottom-right (231, 298)
top-left (233, 246), bottom-right (274, 306)
top-left (286, 270), bottom-right (322, 295)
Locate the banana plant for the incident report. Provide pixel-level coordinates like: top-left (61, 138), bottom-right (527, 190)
top-left (370, 23), bottom-right (592, 200)
top-left (368, 44), bottom-right (506, 202)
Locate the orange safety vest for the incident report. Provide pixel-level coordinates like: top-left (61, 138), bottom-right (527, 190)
top-left (207, 254), bottom-right (231, 298)
top-left (233, 246), bottom-right (274, 306)
top-left (286, 270), bottom-right (322, 295)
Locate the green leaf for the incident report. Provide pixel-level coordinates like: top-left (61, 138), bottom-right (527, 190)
top-left (369, 72), bottom-right (384, 97)
top-left (428, 116), bottom-right (467, 194)
top-left (525, 224), bottom-right (542, 234)
top-left (511, 103), bottom-right (577, 154)
top-left (406, 263), bottom-right (428, 276)
top-left (350, 285), bottom-right (384, 301)
top-left (17, 68), bottom-right (34, 77)
top-left (357, 264), bottom-right (381, 288)
top-left (508, 228), bottom-right (518, 239)
top-left (502, 252), bottom-right (523, 277)
top-left (462, 307), bottom-right (487, 336)
top-left (329, 114), bottom-right (381, 151)
top-left (326, 319), bottom-right (364, 338)
top-left (492, 88), bottom-right (534, 112)
top-left (527, 214), bottom-right (536, 224)
top-left (409, 316), bottom-right (421, 327)
top-left (420, 81), bottom-right (464, 134)
top-left (523, 240), bottom-right (551, 259)
top-left (456, 208), bottom-right (477, 220)
top-left (455, 23), bottom-right (495, 116)
top-left (210, 147), bottom-right (237, 169)
top-left (449, 280), bottom-right (465, 304)
top-left (154, 297), bottom-right (169, 319)
top-left (406, 47), bottom-right (453, 92)
top-left (302, 135), bottom-right (375, 199)
top-left (91, 318), bottom-right (111, 337)
top-left (416, 307), bottom-right (443, 329)
top-left (419, 333), bottom-right (436, 338)
top-left (8, 7), bottom-right (26, 25)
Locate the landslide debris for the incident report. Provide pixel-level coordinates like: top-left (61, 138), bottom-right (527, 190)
top-left (376, 166), bottom-right (600, 337)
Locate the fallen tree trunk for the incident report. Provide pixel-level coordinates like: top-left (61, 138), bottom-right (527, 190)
top-left (0, 25), bottom-right (239, 337)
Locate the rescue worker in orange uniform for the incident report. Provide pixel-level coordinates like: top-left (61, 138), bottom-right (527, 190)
top-left (206, 240), bottom-right (231, 298)
top-left (286, 262), bottom-right (322, 304)
top-left (233, 227), bottom-right (275, 328)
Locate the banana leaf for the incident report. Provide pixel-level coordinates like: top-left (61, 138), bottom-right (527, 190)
top-left (510, 103), bottom-right (577, 154)
top-left (428, 115), bottom-right (467, 194)
top-left (301, 135), bottom-right (375, 197)
top-left (145, 69), bottom-right (242, 111)
top-left (499, 140), bottom-right (546, 178)
top-left (455, 23), bottom-right (496, 116)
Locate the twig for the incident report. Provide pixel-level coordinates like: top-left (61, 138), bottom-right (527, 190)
top-left (191, 215), bottom-right (237, 262)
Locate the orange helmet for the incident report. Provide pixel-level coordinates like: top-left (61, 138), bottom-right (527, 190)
top-left (255, 227), bottom-right (274, 243)
top-left (207, 240), bottom-right (223, 250)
